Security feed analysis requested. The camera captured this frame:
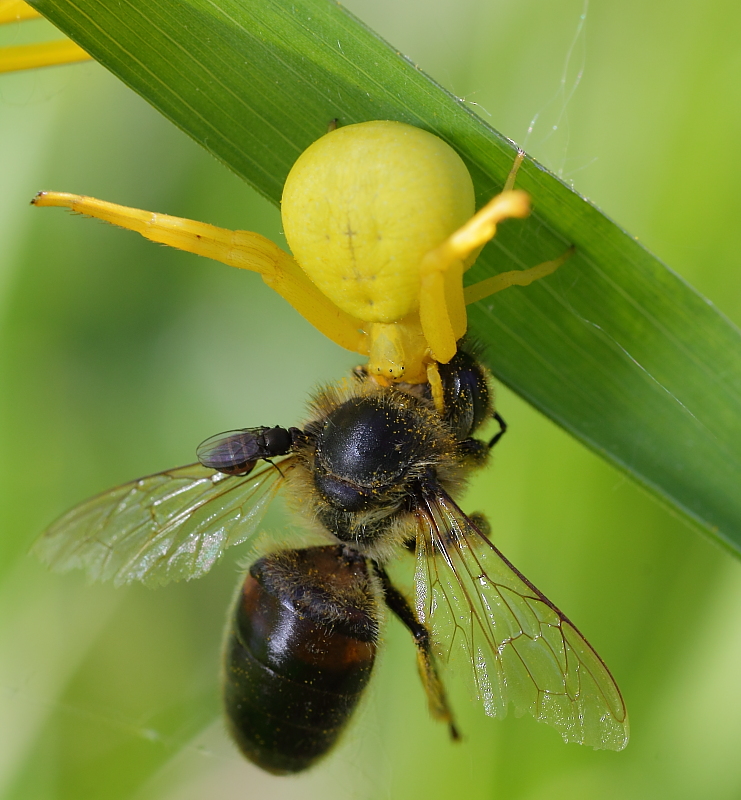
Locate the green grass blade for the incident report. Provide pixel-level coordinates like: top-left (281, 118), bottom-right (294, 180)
top-left (27, 0), bottom-right (741, 553)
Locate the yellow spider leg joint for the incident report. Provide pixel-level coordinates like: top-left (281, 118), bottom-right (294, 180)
top-left (419, 189), bottom-right (530, 364)
top-left (0, 1), bottom-right (92, 73)
top-left (456, 149), bottom-right (573, 310)
top-left (463, 245), bottom-right (575, 306)
top-left (31, 192), bottom-right (368, 355)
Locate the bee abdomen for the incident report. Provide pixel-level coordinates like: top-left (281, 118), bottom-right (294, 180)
top-left (224, 546), bottom-right (378, 774)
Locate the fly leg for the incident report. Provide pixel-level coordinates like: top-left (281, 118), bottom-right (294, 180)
top-left (373, 563), bottom-right (460, 741)
top-left (30, 192), bottom-right (367, 355)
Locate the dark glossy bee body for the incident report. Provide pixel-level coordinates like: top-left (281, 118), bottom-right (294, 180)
top-left (224, 545), bottom-right (379, 775)
top-left (221, 348), bottom-right (492, 771)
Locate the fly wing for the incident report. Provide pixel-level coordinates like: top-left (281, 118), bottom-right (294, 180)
top-left (34, 459), bottom-right (294, 587)
top-left (413, 489), bottom-right (628, 750)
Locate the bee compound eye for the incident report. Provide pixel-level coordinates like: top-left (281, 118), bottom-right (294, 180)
top-left (437, 349), bottom-right (491, 438)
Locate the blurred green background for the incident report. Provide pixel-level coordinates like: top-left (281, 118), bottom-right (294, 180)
top-left (2, 0), bottom-right (741, 797)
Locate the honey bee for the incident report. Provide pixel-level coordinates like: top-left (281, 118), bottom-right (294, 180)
top-left (35, 347), bottom-right (628, 773)
top-left (30, 120), bottom-right (626, 771)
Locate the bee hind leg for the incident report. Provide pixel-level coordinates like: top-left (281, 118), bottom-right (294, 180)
top-left (373, 563), bottom-right (460, 741)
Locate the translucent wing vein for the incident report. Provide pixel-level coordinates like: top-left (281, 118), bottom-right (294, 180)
top-left (34, 459), bottom-right (293, 587)
top-left (414, 489), bottom-right (628, 750)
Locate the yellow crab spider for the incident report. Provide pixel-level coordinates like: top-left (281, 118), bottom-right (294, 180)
top-left (32, 121), bottom-right (569, 399)
top-left (0, 0), bottom-right (91, 73)
top-left (3, 6), bottom-right (568, 390)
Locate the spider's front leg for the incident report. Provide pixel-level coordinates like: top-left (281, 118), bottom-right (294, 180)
top-left (31, 191), bottom-right (368, 355)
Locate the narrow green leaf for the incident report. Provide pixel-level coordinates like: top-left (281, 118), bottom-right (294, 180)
top-left (27, 0), bottom-right (741, 553)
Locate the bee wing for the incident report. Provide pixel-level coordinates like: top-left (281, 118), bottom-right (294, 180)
top-left (34, 458), bottom-right (295, 588)
top-left (413, 488), bottom-right (629, 751)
